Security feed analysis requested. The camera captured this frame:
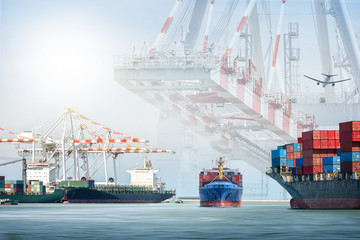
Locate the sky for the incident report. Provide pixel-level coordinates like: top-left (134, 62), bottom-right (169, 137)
top-left (0, 0), bottom-right (359, 198)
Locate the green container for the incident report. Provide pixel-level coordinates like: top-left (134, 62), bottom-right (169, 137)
top-left (58, 181), bottom-right (88, 188)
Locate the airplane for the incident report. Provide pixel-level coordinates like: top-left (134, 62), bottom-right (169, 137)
top-left (304, 73), bottom-right (351, 87)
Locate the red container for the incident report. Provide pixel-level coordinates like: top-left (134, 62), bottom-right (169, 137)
top-left (296, 166), bottom-right (303, 175)
top-left (302, 130), bottom-right (321, 140)
top-left (302, 140), bottom-right (321, 149)
top-left (340, 141), bottom-right (360, 152)
top-left (0, 176), bottom-right (4, 180)
top-left (335, 131), bottom-right (340, 139)
top-left (341, 161), bottom-right (360, 173)
top-left (287, 152), bottom-right (294, 160)
top-left (336, 140), bottom-right (340, 149)
top-left (294, 151), bottom-right (302, 159)
top-left (320, 131), bottom-right (328, 140)
top-left (340, 121), bottom-right (360, 132)
top-left (286, 144), bottom-right (294, 152)
top-left (320, 140), bottom-right (329, 149)
top-left (303, 166), bottom-right (322, 174)
top-left (327, 130), bottom-right (336, 140)
top-left (303, 157), bottom-right (322, 166)
top-left (303, 149), bottom-right (320, 158)
top-left (340, 131), bottom-right (360, 142)
top-left (297, 137), bottom-right (302, 144)
top-left (5, 184), bottom-right (10, 188)
top-left (328, 139), bottom-right (336, 149)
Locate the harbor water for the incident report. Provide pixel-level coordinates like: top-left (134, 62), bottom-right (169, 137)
top-left (1, 202), bottom-right (360, 239)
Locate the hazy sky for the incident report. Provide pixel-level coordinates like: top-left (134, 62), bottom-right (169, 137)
top-left (0, 0), bottom-right (359, 197)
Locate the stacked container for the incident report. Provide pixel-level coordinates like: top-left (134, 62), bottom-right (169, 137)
top-left (26, 180), bottom-right (44, 193)
top-left (271, 149), bottom-right (287, 167)
top-left (86, 179), bottom-right (95, 187)
top-left (0, 176), bottom-right (5, 192)
top-left (301, 130), bottom-right (339, 174)
top-left (322, 156), bottom-right (341, 173)
top-left (5, 180), bottom-right (24, 194)
top-left (285, 143), bottom-right (301, 168)
top-left (340, 121), bottom-right (360, 172)
top-left (199, 170), bottom-right (242, 187)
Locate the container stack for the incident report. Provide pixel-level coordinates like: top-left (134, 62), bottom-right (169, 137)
top-left (27, 180), bottom-right (44, 193)
top-left (322, 156), bottom-right (341, 173)
top-left (0, 176), bottom-right (5, 192)
top-left (86, 179), bottom-right (95, 187)
top-left (340, 121), bottom-right (360, 173)
top-left (301, 130), bottom-right (339, 174)
top-left (5, 180), bottom-right (24, 194)
top-left (271, 149), bottom-right (287, 167)
top-left (199, 171), bottom-right (242, 187)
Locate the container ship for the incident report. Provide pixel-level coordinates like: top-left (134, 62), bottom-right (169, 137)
top-left (0, 177), bottom-right (65, 203)
top-left (267, 121), bottom-right (360, 209)
top-left (199, 157), bottom-right (243, 207)
top-left (62, 160), bottom-right (175, 203)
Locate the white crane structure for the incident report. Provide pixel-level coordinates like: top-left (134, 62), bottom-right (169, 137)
top-left (0, 108), bottom-right (174, 187)
top-left (114, 0), bottom-right (359, 196)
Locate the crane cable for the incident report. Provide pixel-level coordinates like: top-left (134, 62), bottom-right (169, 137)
top-left (0, 159), bottom-right (23, 166)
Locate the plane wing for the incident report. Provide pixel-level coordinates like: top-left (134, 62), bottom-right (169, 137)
top-left (330, 78), bottom-right (351, 84)
top-left (304, 75), bottom-right (325, 84)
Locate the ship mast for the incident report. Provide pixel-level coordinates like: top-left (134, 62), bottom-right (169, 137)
top-left (218, 157), bottom-right (223, 180)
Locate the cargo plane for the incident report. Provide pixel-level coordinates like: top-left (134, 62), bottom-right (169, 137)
top-left (304, 72), bottom-right (351, 87)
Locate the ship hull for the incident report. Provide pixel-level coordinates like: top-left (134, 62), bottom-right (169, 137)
top-left (267, 171), bottom-right (360, 209)
top-left (0, 189), bottom-right (65, 203)
top-left (199, 180), bottom-right (243, 207)
top-left (290, 198), bottom-right (360, 209)
top-left (65, 187), bottom-right (174, 203)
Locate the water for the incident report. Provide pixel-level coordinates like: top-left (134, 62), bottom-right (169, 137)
top-left (1, 202), bottom-right (360, 239)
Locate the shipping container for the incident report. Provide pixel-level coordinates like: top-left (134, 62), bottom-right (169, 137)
top-left (339, 121), bottom-right (360, 132)
top-left (295, 158), bottom-right (303, 167)
top-left (286, 144), bottom-right (294, 152)
top-left (0, 176), bottom-right (4, 180)
top-left (302, 130), bottom-right (321, 140)
top-left (271, 149), bottom-right (287, 158)
top-left (322, 156), bottom-right (341, 165)
top-left (297, 137), bottom-right (302, 143)
top-left (287, 152), bottom-right (294, 160)
top-left (320, 131), bottom-right (328, 140)
top-left (291, 167), bottom-right (297, 175)
top-left (340, 152), bottom-right (360, 162)
top-left (296, 166), bottom-right (303, 175)
top-left (303, 166), bottom-right (322, 174)
top-left (327, 130), bottom-right (337, 140)
top-left (286, 160), bottom-right (294, 167)
top-left (341, 161), bottom-right (360, 173)
top-left (277, 146), bottom-right (284, 150)
top-left (340, 131), bottom-right (360, 142)
top-left (294, 151), bottom-right (302, 159)
top-left (323, 165), bottom-right (340, 173)
top-left (272, 158), bottom-right (287, 167)
top-left (302, 140), bottom-right (321, 149)
top-left (303, 157), bottom-right (322, 166)
top-left (340, 141), bottom-right (360, 152)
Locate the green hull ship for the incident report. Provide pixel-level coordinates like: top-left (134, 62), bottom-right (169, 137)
top-left (0, 189), bottom-right (65, 203)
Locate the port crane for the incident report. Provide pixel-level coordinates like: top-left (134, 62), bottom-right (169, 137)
top-left (0, 108), bottom-right (174, 186)
top-left (114, 0), bottom-right (360, 196)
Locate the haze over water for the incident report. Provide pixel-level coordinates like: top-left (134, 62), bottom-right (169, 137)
top-left (1, 202), bottom-right (359, 239)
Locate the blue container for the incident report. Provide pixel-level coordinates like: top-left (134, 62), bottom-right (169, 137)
top-left (271, 149), bottom-right (287, 159)
top-left (295, 158), bottom-right (303, 167)
top-left (277, 146), bottom-right (283, 150)
top-left (293, 143), bottom-right (301, 152)
top-left (322, 156), bottom-right (341, 165)
top-left (272, 158), bottom-right (287, 167)
top-left (323, 164), bottom-right (340, 173)
top-left (291, 167), bottom-right (297, 175)
top-left (340, 152), bottom-right (360, 162)
top-left (337, 149), bottom-right (341, 156)
top-left (286, 160), bottom-right (294, 167)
